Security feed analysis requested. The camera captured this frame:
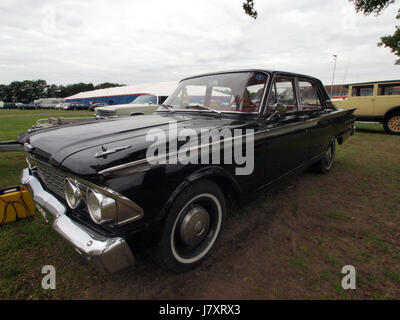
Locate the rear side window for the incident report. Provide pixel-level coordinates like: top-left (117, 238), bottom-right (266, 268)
top-left (378, 83), bottom-right (400, 96)
top-left (298, 80), bottom-right (323, 111)
top-left (352, 85), bottom-right (374, 97)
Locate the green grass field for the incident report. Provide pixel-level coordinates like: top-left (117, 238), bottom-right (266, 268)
top-left (0, 110), bottom-right (94, 187)
top-left (0, 109), bottom-right (94, 141)
top-left (0, 112), bottom-right (399, 299)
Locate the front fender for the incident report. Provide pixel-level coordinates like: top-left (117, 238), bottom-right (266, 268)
top-left (160, 165), bottom-right (241, 221)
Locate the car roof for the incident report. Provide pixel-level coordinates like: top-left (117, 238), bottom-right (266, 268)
top-left (180, 69), bottom-right (322, 83)
top-left (347, 79), bottom-right (400, 86)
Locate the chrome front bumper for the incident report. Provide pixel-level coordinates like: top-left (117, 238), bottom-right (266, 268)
top-left (21, 168), bottom-right (135, 273)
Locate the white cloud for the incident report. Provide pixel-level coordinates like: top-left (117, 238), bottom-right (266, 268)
top-left (0, 0), bottom-right (398, 85)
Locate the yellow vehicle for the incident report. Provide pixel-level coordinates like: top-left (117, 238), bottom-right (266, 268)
top-left (332, 80), bottom-right (400, 135)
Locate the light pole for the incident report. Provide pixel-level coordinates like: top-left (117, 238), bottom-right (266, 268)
top-left (330, 55), bottom-right (338, 98)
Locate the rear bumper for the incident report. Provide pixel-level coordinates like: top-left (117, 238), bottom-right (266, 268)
top-left (21, 168), bottom-right (135, 273)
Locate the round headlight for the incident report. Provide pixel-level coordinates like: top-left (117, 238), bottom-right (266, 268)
top-left (64, 178), bottom-right (82, 209)
top-left (86, 188), bottom-right (116, 224)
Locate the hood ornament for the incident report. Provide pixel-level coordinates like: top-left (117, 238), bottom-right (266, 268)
top-left (95, 145), bottom-right (131, 158)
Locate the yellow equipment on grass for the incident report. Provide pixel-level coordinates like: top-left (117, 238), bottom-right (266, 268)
top-left (0, 186), bottom-right (35, 225)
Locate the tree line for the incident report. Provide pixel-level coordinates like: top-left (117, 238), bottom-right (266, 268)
top-left (0, 80), bottom-right (124, 103)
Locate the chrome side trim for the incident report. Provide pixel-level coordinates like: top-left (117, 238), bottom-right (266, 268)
top-left (99, 115), bottom-right (328, 177)
top-left (21, 168), bottom-right (135, 273)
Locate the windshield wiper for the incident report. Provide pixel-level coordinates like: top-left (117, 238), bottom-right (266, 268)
top-left (160, 104), bottom-right (174, 112)
top-left (184, 105), bottom-right (221, 115)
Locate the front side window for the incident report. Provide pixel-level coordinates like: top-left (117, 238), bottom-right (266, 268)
top-left (162, 72), bottom-right (268, 113)
top-left (352, 85), bottom-right (374, 97)
top-left (298, 79), bottom-right (322, 111)
top-left (378, 83), bottom-right (400, 96)
top-left (267, 76), bottom-right (297, 113)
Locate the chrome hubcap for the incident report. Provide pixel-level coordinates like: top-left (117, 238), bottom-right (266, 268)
top-left (179, 205), bottom-right (210, 247)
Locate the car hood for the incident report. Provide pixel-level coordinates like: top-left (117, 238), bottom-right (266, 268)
top-left (26, 113), bottom-right (254, 176)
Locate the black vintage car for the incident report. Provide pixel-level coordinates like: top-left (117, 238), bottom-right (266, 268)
top-left (18, 70), bottom-right (356, 273)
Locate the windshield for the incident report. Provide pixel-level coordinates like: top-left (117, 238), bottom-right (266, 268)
top-left (131, 95), bottom-right (157, 104)
top-left (161, 72), bottom-right (268, 113)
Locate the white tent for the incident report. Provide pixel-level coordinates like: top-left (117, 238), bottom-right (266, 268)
top-left (65, 81), bottom-right (179, 100)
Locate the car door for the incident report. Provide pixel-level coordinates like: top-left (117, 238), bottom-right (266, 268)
top-left (263, 75), bottom-right (308, 182)
top-left (349, 84), bottom-right (375, 116)
top-left (297, 77), bottom-right (332, 159)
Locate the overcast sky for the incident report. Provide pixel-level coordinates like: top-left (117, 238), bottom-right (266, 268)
top-left (0, 0), bottom-right (399, 86)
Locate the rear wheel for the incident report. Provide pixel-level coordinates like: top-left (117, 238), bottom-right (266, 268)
top-left (383, 112), bottom-right (400, 135)
top-left (152, 180), bottom-right (226, 272)
top-left (311, 138), bottom-right (336, 174)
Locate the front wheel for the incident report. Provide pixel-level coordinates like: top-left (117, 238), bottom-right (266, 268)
top-left (152, 180), bottom-right (226, 272)
top-left (383, 113), bottom-right (400, 135)
top-left (311, 138), bottom-right (336, 174)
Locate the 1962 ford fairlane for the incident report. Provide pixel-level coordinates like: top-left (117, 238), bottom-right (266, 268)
top-left (17, 70), bottom-right (356, 273)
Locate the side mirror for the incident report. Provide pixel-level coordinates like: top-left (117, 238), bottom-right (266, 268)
top-left (325, 99), bottom-right (336, 109)
top-left (275, 103), bottom-right (287, 115)
top-left (266, 103), bottom-right (287, 121)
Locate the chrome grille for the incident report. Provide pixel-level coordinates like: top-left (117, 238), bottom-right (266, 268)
top-left (36, 162), bottom-right (66, 200)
